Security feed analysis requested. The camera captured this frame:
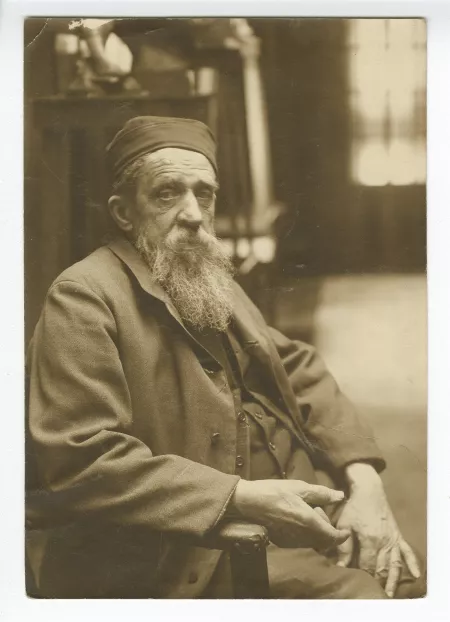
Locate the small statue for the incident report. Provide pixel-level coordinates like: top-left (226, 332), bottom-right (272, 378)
top-left (66, 19), bottom-right (144, 96)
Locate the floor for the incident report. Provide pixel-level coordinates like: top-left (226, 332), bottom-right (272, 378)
top-left (274, 274), bottom-right (427, 558)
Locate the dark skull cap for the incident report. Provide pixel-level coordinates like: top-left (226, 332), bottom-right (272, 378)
top-left (106, 116), bottom-right (218, 179)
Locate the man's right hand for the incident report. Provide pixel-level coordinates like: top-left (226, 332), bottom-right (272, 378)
top-left (230, 479), bottom-right (351, 550)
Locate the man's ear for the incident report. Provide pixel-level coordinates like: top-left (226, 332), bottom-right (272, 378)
top-left (108, 195), bottom-right (134, 233)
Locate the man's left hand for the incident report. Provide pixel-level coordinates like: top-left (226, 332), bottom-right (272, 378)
top-left (335, 462), bottom-right (421, 598)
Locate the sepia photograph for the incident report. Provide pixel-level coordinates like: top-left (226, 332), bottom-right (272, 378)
top-left (24, 16), bottom-right (427, 600)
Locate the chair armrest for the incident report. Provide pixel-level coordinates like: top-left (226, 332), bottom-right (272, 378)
top-left (197, 521), bottom-right (270, 554)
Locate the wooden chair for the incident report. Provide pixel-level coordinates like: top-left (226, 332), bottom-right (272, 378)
top-left (196, 521), bottom-right (271, 598)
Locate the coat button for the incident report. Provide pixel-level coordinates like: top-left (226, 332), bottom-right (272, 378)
top-left (188, 571), bottom-right (198, 584)
top-left (237, 411), bottom-right (247, 423)
top-left (211, 432), bottom-right (221, 445)
top-left (269, 442), bottom-right (276, 451)
top-left (255, 411), bottom-right (263, 419)
top-left (236, 455), bottom-right (245, 468)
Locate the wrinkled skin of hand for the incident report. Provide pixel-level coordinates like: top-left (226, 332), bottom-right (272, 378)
top-left (232, 479), bottom-right (351, 551)
top-left (336, 462), bottom-right (421, 597)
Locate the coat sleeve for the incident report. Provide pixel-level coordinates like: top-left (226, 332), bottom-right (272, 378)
top-left (267, 326), bottom-right (386, 473)
top-left (27, 279), bottom-right (239, 536)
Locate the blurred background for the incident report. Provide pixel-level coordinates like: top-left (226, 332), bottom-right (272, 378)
top-left (24, 17), bottom-right (426, 558)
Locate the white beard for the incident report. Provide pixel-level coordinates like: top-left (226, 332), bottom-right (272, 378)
top-left (135, 225), bottom-right (235, 332)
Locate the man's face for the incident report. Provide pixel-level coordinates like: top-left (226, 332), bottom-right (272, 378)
top-left (130, 147), bottom-right (218, 244)
top-left (122, 147), bottom-right (234, 333)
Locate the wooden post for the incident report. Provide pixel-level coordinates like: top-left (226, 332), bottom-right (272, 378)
top-left (233, 21), bottom-right (274, 235)
top-left (229, 543), bottom-right (270, 599)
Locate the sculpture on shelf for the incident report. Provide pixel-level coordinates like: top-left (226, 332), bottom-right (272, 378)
top-left (56, 19), bottom-right (143, 96)
top-left (63, 18), bottom-right (229, 98)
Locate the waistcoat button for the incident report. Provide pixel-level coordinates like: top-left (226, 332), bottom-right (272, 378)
top-left (236, 456), bottom-right (245, 467)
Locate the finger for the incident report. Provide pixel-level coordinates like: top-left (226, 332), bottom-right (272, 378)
top-left (358, 539), bottom-right (378, 575)
top-left (336, 532), bottom-right (354, 567)
top-left (313, 507), bottom-right (334, 554)
top-left (385, 546), bottom-right (402, 598)
top-left (299, 484), bottom-right (345, 507)
top-left (399, 539), bottom-right (421, 579)
top-left (303, 504), bottom-right (351, 546)
top-left (313, 507), bottom-right (331, 524)
top-left (375, 547), bottom-right (389, 584)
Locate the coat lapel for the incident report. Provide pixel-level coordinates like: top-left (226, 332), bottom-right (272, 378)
top-left (108, 236), bottom-right (184, 324)
top-left (230, 282), bottom-right (273, 356)
top-left (107, 237), bottom-right (223, 368)
top-left (231, 284), bottom-right (307, 435)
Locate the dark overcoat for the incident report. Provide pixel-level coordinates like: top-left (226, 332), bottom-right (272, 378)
top-left (26, 237), bottom-right (384, 598)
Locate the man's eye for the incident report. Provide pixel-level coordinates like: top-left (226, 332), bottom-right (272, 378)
top-left (196, 188), bottom-right (215, 201)
top-left (157, 189), bottom-right (177, 201)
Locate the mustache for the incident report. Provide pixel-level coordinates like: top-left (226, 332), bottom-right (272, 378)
top-left (163, 226), bottom-right (219, 251)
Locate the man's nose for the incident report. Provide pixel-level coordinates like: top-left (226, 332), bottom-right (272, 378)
top-left (177, 191), bottom-right (203, 229)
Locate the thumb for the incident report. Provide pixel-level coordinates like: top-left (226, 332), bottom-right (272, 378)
top-left (336, 533), bottom-right (354, 567)
top-left (313, 507), bottom-right (331, 524)
top-left (299, 483), bottom-right (346, 507)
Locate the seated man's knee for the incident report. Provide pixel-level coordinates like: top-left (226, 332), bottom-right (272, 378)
top-left (395, 567), bottom-right (427, 599)
top-left (395, 575), bottom-right (426, 599)
top-left (338, 569), bottom-right (388, 599)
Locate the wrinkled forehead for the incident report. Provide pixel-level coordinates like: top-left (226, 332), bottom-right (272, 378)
top-left (142, 147), bottom-right (217, 186)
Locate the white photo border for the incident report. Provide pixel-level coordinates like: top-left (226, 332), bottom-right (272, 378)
top-left (2, 1), bottom-right (449, 620)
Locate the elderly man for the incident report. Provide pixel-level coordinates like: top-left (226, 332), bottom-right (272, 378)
top-left (26, 116), bottom-right (424, 599)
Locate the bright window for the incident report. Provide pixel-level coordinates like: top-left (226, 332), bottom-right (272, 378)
top-left (348, 19), bottom-right (426, 186)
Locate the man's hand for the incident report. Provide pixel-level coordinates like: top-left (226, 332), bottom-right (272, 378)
top-left (231, 479), bottom-right (351, 550)
top-left (336, 462), bottom-right (421, 597)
